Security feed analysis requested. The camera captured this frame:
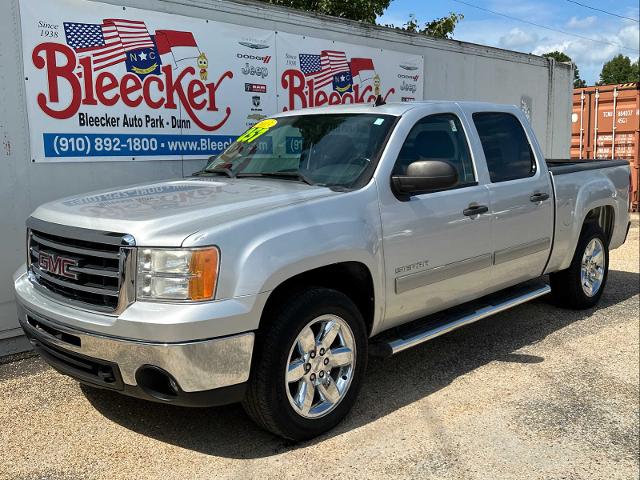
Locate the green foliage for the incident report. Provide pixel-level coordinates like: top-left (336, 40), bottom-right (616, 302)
top-left (392, 12), bottom-right (464, 39)
top-left (598, 54), bottom-right (640, 85)
top-left (542, 51), bottom-right (587, 88)
top-left (258, 0), bottom-right (464, 39)
top-left (541, 51), bottom-right (572, 63)
top-left (257, 0), bottom-right (391, 24)
top-left (422, 12), bottom-right (464, 39)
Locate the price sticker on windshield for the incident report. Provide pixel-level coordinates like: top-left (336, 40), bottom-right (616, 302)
top-left (236, 119), bottom-right (278, 144)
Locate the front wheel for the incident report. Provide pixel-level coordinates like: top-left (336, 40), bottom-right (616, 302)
top-left (242, 287), bottom-right (367, 441)
top-left (550, 223), bottom-right (609, 309)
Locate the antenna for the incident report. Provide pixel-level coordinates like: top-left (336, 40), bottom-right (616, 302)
top-left (374, 95), bottom-right (386, 107)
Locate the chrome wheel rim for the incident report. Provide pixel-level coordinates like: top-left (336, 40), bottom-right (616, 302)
top-left (581, 238), bottom-right (605, 297)
top-left (285, 314), bottom-right (356, 419)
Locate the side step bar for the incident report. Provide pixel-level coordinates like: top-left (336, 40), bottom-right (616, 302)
top-left (371, 282), bottom-right (551, 357)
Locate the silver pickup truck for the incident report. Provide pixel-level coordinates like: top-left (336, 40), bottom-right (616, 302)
top-left (14, 102), bottom-right (631, 440)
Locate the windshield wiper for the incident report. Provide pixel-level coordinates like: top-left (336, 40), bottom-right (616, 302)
top-left (236, 171), bottom-right (317, 186)
top-left (197, 166), bottom-right (235, 178)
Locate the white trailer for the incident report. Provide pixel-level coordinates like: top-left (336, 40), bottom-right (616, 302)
top-left (0, 0), bottom-right (573, 353)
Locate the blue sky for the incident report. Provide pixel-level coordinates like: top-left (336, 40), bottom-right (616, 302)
top-left (378, 0), bottom-right (640, 85)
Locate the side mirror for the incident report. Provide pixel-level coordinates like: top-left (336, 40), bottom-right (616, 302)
top-left (391, 160), bottom-right (458, 196)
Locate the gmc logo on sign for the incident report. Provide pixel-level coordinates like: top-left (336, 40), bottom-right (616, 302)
top-left (38, 252), bottom-right (78, 280)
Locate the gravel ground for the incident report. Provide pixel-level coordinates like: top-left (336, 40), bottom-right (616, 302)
top-left (1, 217), bottom-right (638, 480)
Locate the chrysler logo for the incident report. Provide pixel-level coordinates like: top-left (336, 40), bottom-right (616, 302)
top-left (38, 252), bottom-right (78, 280)
top-left (238, 41), bottom-right (270, 50)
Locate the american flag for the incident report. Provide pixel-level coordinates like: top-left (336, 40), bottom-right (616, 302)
top-left (104, 19), bottom-right (155, 52)
top-left (63, 19), bottom-right (154, 71)
top-left (299, 50), bottom-right (350, 88)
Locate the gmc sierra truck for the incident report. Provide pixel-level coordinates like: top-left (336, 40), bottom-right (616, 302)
top-left (14, 102), bottom-right (631, 441)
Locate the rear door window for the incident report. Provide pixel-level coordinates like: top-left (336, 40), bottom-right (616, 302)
top-left (472, 112), bottom-right (536, 182)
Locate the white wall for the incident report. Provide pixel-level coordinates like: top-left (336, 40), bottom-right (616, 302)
top-left (0, 0), bottom-right (572, 347)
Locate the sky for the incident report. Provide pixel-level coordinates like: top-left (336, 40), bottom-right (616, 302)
top-left (378, 0), bottom-right (640, 85)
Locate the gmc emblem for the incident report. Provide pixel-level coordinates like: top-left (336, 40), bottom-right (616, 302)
top-left (38, 252), bottom-right (78, 280)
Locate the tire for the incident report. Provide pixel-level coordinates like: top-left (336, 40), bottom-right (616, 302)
top-left (242, 287), bottom-right (368, 441)
top-left (550, 223), bottom-right (609, 309)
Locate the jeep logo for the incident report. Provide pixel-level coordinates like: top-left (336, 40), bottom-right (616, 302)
top-left (38, 252), bottom-right (78, 280)
top-left (241, 63), bottom-right (268, 78)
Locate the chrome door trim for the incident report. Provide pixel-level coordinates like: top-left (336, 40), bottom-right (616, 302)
top-left (493, 237), bottom-right (551, 266)
top-left (395, 253), bottom-right (493, 294)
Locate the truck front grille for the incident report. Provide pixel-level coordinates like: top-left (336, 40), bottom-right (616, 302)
top-left (27, 218), bottom-right (136, 314)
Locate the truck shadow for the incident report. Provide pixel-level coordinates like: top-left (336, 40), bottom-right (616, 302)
top-left (82, 268), bottom-right (639, 459)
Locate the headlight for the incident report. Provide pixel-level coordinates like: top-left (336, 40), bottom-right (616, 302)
top-left (137, 247), bottom-right (219, 301)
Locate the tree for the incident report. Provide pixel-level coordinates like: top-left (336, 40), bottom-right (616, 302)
top-left (257, 0), bottom-right (391, 24)
top-left (392, 12), bottom-right (464, 39)
top-left (598, 54), bottom-right (639, 85)
top-left (542, 51), bottom-right (587, 88)
top-left (421, 12), bottom-right (464, 39)
top-left (257, 1), bottom-right (464, 39)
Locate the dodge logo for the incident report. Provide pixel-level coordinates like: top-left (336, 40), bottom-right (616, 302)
top-left (38, 252), bottom-right (78, 280)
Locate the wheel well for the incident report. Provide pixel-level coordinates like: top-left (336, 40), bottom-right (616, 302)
top-left (584, 205), bottom-right (615, 245)
top-left (260, 262), bottom-right (375, 335)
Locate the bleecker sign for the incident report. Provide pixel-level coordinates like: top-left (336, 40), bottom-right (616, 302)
top-left (19, 0), bottom-right (277, 162)
top-left (33, 43), bottom-right (233, 131)
top-left (275, 32), bottom-right (423, 112)
top-left (19, 0), bottom-right (422, 162)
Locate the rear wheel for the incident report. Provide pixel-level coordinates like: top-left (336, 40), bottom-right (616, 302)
top-left (242, 287), bottom-right (367, 441)
top-left (550, 223), bottom-right (609, 309)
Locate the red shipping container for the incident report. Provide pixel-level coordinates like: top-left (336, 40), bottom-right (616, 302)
top-left (571, 83), bottom-right (639, 211)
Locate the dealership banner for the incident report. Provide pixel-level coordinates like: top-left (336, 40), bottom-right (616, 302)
top-left (19, 0), bottom-right (423, 162)
top-left (275, 32), bottom-right (424, 112)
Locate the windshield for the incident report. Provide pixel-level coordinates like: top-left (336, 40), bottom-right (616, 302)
top-left (203, 114), bottom-right (395, 188)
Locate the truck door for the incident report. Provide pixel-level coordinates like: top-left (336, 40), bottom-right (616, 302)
top-left (378, 110), bottom-right (493, 329)
top-left (471, 111), bottom-right (553, 289)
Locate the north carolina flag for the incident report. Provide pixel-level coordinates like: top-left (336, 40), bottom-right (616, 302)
top-left (155, 30), bottom-right (200, 66)
top-left (349, 58), bottom-right (376, 82)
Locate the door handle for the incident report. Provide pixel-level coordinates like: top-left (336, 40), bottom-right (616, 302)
top-left (530, 192), bottom-right (550, 202)
top-left (463, 204), bottom-right (489, 217)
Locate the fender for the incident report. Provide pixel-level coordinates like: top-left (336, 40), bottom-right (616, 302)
top-left (546, 170), bottom-right (623, 273)
top-left (182, 184), bottom-right (387, 334)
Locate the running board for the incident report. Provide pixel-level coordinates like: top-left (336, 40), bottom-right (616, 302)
top-left (370, 282), bottom-right (551, 357)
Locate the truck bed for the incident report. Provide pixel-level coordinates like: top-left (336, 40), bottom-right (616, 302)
top-left (544, 157), bottom-right (630, 276)
top-left (546, 158), bottom-right (629, 175)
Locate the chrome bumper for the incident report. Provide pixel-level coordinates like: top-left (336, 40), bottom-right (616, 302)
top-left (17, 303), bottom-right (254, 393)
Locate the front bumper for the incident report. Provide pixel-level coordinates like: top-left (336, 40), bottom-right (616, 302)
top-left (14, 268), bottom-right (256, 407)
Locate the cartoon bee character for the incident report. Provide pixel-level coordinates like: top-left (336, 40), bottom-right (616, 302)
top-left (197, 53), bottom-right (208, 81)
top-left (373, 74), bottom-right (381, 96)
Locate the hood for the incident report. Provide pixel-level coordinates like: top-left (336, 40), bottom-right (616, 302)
top-left (31, 177), bottom-right (336, 246)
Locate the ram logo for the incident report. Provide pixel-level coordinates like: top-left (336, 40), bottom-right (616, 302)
top-left (38, 252), bottom-right (78, 280)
